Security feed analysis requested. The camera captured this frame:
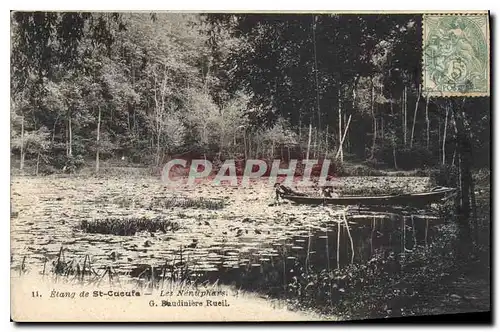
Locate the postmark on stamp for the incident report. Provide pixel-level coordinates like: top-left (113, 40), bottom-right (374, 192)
top-left (422, 13), bottom-right (490, 97)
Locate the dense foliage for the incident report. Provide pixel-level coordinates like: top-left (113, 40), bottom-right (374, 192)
top-left (11, 13), bottom-right (490, 173)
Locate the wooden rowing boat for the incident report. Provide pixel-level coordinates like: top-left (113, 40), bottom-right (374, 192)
top-left (280, 187), bottom-right (456, 207)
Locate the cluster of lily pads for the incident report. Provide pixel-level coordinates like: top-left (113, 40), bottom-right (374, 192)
top-left (149, 196), bottom-right (225, 210)
top-left (81, 217), bottom-right (180, 236)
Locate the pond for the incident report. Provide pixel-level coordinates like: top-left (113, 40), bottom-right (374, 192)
top-left (10, 176), bottom-right (440, 298)
top-left (127, 208), bottom-right (444, 298)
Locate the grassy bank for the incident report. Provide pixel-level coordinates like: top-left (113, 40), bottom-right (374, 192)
top-left (282, 195), bottom-right (490, 320)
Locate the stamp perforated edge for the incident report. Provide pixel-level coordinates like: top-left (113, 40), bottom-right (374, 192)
top-left (421, 12), bottom-right (490, 98)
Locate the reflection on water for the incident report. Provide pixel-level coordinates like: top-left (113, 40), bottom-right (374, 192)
top-left (11, 190), bottom-right (445, 296)
top-left (129, 209), bottom-right (443, 296)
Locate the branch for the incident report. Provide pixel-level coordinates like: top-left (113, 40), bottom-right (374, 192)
top-left (335, 114), bottom-right (352, 159)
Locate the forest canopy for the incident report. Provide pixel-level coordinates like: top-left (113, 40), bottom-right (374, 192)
top-left (10, 12), bottom-right (490, 174)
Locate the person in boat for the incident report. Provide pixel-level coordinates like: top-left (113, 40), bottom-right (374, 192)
top-left (321, 185), bottom-right (339, 198)
top-left (274, 183), bottom-right (308, 200)
top-left (321, 186), bottom-right (333, 198)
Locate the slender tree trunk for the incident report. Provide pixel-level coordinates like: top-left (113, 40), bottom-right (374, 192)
top-left (370, 80), bottom-right (377, 159)
top-left (65, 117), bottom-right (69, 157)
top-left (249, 136), bottom-right (252, 159)
top-left (338, 95), bottom-right (343, 162)
top-left (324, 124), bottom-right (329, 158)
top-left (438, 116), bottom-right (441, 163)
top-left (51, 114), bottom-right (60, 145)
top-left (96, 106), bottom-right (102, 174)
top-left (127, 105), bottom-right (131, 132)
top-left (298, 117), bottom-right (302, 142)
top-left (393, 142), bottom-right (398, 169)
top-left (390, 96), bottom-right (398, 169)
top-left (451, 111), bottom-right (458, 167)
top-left (306, 123), bottom-right (312, 160)
top-left (451, 99), bottom-right (473, 256)
top-left (335, 115), bottom-right (352, 159)
top-left (312, 16), bottom-right (321, 131)
top-left (460, 100), bottom-right (478, 241)
top-left (133, 108), bottom-right (137, 137)
top-left (36, 152), bottom-right (40, 176)
top-left (403, 86), bottom-right (407, 146)
top-left (243, 129), bottom-right (247, 161)
top-left (425, 94), bottom-right (430, 149)
top-left (470, 174), bottom-right (478, 243)
top-left (156, 131), bottom-right (161, 166)
top-left (410, 85), bottom-right (421, 147)
top-left (204, 59), bottom-right (211, 94)
top-left (350, 76), bottom-right (358, 154)
top-left (442, 105), bottom-right (449, 165)
top-left (20, 115), bottom-right (25, 171)
top-left (313, 128), bottom-right (318, 159)
top-left (68, 113), bottom-right (73, 157)
top-left (381, 117), bottom-right (384, 140)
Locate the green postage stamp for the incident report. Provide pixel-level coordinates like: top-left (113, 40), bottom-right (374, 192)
top-left (423, 13), bottom-right (490, 97)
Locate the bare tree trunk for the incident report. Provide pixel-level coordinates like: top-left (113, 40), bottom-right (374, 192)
top-left (68, 113), bottom-right (73, 157)
top-left (338, 95), bottom-right (343, 162)
top-left (425, 94), bottom-right (430, 149)
top-left (324, 124), bottom-right (329, 158)
top-left (36, 152), bottom-right (40, 176)
top-left (381, 117), bottom-right (385, 140)
top-left (438, 116), bottom-right (441, 164)
top-left (312, 16), bottom-right (321, 131)
top-left (204, 59), bottom-right (211, 94)
top-left (442, 105), bottom-right (449, 165)
top-left (313, 127), bottom-right (318, 159)
top-left (96, 106), bottom-right (101, 174)
top-left (470, 174), bottom-right (478, 242)
top-left (20, 115), bottom-right (25, 171)
top-left (350, 76), bottom-right (359, 154)
top-left (51, 114), bottom-right (60, 145)
top-left (248, 134), bottom-right (252, 159)
top-left (306, 123), bottom-right (312, 160)
top-left (133, 108), bottom-right (137, 137)
top-left (393, 142), bottom-right (398, 169)
top-left (335, 115), bottom-right (352, 159)
top-left (459, 100), bottom-right (478, 240)
top-left (390, 95), bottom-right (397, 169)
top-left (410, 85), bottom-right (421, 147)
top-left (403, 86), bottom-right (407, 146)
top-left (451, 111), bottom-right (458, 167)
top-left (451, 99), bottom-right (473, 256)
top-left (298, 117), bottom-right (302, 142)
top-left (65, 117), bottom-right (69, 157)
top-left (154, 77), bottom-right (160, 166)
top-left (370, 80), bottom-right (377, 159)
top-left (243, 129), bottom-right (247, 160)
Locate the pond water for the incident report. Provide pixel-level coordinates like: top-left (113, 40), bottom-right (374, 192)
top-left (128, 209), bottom-right (444, 297)
top-left (11, 176), bottom-right (441, 297)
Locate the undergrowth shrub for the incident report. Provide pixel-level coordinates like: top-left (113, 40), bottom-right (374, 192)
top-left (429, 164), bottom-right (459, 188)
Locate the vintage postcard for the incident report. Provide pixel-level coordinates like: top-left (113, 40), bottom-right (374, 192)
top-left (10, 11), bottom-right (491, 322)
